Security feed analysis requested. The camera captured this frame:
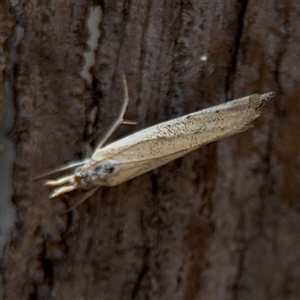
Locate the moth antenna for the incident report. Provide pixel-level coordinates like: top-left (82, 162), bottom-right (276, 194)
top-left (33, 159), bottom-right (88, 180)
top-left (61, 187), bottom-right (99, 213)
top-left (95, 71), bottom-right (133, 149)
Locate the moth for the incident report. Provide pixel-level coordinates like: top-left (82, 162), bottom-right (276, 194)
top-left (41, 73), bottom-right (275, 210)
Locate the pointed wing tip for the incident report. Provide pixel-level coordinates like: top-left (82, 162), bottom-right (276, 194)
top-left (251, 91), bottom-right (276, 109)
top-left (261, 91), bottom-right (276, 103)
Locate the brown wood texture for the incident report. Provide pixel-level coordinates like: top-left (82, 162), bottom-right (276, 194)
top-left (2, 1), bottom-right (299, 299)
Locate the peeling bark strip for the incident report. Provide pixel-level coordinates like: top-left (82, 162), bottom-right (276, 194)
top-left (41, 73), bottom-right (275, 208)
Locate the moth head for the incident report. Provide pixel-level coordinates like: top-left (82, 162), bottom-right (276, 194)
top-left (77, 159), bottom-right (121, 188)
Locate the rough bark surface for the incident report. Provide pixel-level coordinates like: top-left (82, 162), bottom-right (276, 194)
top-left (2, 0), bottom-right (299, 300)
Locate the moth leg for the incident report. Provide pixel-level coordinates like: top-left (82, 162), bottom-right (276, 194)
top-left (62, 187), bottom-right (99, 213)
top-left (96, 71), bottom-right (136, 149)
top-left (44, 174), bottom-right (75, 187)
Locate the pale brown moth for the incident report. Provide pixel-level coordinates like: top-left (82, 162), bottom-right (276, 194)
top-left (41, 73), bottom-right (275, 210)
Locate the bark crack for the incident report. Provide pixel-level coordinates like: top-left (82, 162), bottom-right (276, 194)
top-left (225, 0), bottom-right (249, 98)
top-left (273, 3), bottom-right (289, 115)
top-left (131, 247), bottom-right (150, 300)
top-left (231, 211), bottom-right (247, 300)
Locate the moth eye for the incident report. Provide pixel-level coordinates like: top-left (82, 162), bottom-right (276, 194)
top-left (105, 165), bottom-right (116, 174)
top-left (92, 160), bottom-right (120, 178)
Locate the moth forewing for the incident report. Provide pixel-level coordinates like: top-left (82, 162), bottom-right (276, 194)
top-left (92, 93), bottom-right (273, 162)
top-left (44, 91), bottom-right (275, 199)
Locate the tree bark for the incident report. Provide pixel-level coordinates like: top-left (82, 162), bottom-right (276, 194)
top-left (2, 0), bottom-right (299, 299)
